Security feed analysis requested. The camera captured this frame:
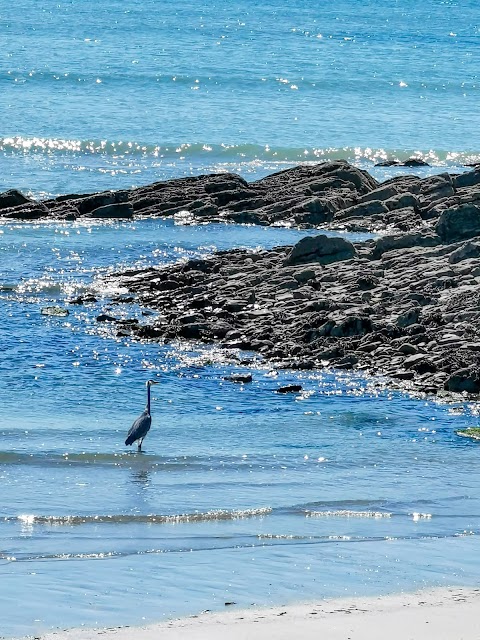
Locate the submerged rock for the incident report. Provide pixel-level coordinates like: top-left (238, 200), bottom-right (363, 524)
top-left (456, 428), bottom-right (480, 440)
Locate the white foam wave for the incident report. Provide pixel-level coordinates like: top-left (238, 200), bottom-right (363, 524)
top-left (306, 510), bottom-right (392, 519)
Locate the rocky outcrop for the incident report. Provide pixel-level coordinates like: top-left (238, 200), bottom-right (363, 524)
top-left (2, 162), bottom-right (480, 237)
top-left (4, 161), bottom-right (480, 397)
top-left (99, 223), bottom-right (480, 397)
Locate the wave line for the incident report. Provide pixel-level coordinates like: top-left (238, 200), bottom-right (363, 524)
top-left (0, 137), bottom-right (479, 166)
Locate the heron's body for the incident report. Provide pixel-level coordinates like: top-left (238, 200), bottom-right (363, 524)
top-left (125, 409), bottom-right (151, 448)
top-left (125, 380), bottom-right (159, 451)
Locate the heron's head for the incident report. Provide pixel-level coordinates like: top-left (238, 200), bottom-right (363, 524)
top-left (146, 379), bottom-right (160, 387)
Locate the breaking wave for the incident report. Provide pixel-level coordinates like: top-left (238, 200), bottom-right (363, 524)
top-left (306, 509), bottom-right (393, 518)
top-left (11, 507), bottom-right (272, 526)
top-left (0, 137), bottom-right (478, 167)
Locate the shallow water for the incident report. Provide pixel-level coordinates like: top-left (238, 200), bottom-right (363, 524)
top-left (1, 219), bottom-right (480, 638)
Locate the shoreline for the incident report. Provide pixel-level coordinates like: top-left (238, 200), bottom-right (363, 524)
top-left (31, 587), bottom-right (480, 640)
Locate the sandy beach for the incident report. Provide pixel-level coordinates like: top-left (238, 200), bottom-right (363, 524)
top-left (34, 587), bottom-right (480, 640)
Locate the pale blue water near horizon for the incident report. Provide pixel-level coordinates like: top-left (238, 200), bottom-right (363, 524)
top-left (2, 1), bottom-right (480, 638)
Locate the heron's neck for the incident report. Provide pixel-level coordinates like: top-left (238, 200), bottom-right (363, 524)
top-left (146, 384), bottom-right (151, 414)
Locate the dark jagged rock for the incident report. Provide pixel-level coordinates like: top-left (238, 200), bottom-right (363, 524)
top-left (1, 202), bottom-right (49, 220)
top-left (385, 192), bottom-right (419, 211)
top-left (448, 241), bottom-right (480, 264)
top-left (4, 162), bottom-right (480, 236)
top-left (330, 316), bottom-right (373, 337)
top-left (445, 369), bottom-right (480, 394)
top-left (334, 200), bottom-right (388, 220)
top-left (435, 203), bottom-right (480, 242)
top-left (276, 384), bottom-right (303, 393)
top-left (7, 162), bottom-right (480, 397)
top-left (452, 169), bottom-right (480, 189)
top-left (253, 160), bottom-right (378, 194)
top-left (0, 189), bottom-right (32, 210)
top-left (375, 160), bottom-right (400, 167)
top-left (403, 158), bottom-right (430, 167)
top-left (96, 314), bottom-right (117, 322)
top-left (371, 232), bottom-right (440, 259)
top-left (358, 184), bottom-right (400, 203)
top-left (375, 158), bottom-right (430, 167)
top-left (87, 202), bottom-right (134, 219)
top-left (68, 295), bottom-right (98, 305)
top-left (0, 161), bottom-right (377, 228)
top-left (76, 190), bottom-right (129, 215)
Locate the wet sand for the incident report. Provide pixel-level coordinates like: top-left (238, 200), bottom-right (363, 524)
top-left (35, 587), bottom-right (480, 640)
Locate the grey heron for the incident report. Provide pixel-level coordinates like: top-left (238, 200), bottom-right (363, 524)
top-left (125, 379), bottom-right (160, 451)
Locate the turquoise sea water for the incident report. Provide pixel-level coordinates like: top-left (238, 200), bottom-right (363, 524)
top-left (1, 1), bottom-right (480, 638)
top-left (1, 0), bottom-right (479, 196)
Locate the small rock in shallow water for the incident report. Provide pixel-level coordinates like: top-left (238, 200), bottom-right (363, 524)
top-left (41, 306), bottom-right (69, 317)
top-left (445, 369), bottom-right (480, 394)
top-left (276, 384), bottom-right (302, 394)
top-left (403, 158), bottom-right (430, 167)
top-left (96, 314), bottom-right (117, 322)
top-left (68, 295), bottom-right (98, 305)
top-left (456, 429), bottom-right (480, 440)
top-left (223, 374), bottom-right (253, 384)
top-left (375, 159), bottom-right (401, 167)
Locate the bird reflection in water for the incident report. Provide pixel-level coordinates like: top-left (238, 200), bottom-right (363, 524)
top-left (130, 468), bottom-right (151, 487)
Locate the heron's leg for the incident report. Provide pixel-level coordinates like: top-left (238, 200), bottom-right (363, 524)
top-left (138, 438), bottom-right (143, 452)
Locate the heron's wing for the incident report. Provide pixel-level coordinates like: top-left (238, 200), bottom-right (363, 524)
top-left (125, 410), bottom-right (152, 446)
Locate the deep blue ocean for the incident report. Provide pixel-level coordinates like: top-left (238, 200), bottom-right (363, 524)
top-left (1, 1), bottom-right (480, 638)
